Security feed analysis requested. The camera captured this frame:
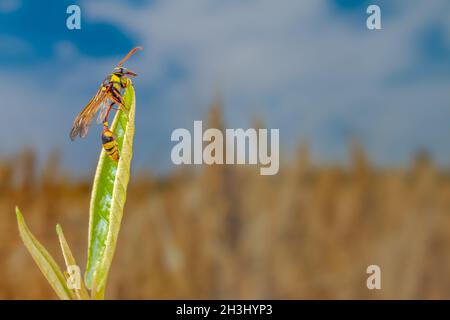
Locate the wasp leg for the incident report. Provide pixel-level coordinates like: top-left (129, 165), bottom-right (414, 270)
top-left (113, 102), bottom-right (129, 120)
top-left (113, 85), bottom-right (131, 111)
top-left (114, 100), bottom-right (129, 114)
top-left (108, 101), bottom-right (129, 121)
top-left (108, 87), bottom-right (124, 107)
top-left (108, 88), bottom-right (129, 119)
top-left (112, 106), bottom-right (128, 114)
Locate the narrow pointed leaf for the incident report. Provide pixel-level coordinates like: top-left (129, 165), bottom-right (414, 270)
top-left (56, 224), bottom-right (90, 300)
top-left (85, 81), bottom-right (136, 297)
top-left (16, 207), bottom-right (73, 300)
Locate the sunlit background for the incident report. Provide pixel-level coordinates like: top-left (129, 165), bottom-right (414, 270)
top-left (1, 0), bottom-right (450, 299)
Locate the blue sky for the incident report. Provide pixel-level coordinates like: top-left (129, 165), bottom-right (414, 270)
top-left (1, 0), bottom-right (450, 174)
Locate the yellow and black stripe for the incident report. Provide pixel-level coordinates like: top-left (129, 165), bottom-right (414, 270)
top-left (102, 124), bottom-right (120, 162)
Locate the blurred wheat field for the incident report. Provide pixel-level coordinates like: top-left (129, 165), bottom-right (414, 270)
top-left (2, 108), bottom-right (450, 299)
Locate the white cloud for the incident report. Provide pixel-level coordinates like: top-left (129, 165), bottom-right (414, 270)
top-left (3, 0), bottom-right (450, 172)
top-left (0, 35), bottom-right (33, 56)
top-left (78, 0), bottom-right (450, 166)
top-left (0, 0), bottom-right (21, 13)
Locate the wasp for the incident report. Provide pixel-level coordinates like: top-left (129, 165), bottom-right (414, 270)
top-left (70, 47), bottom-right (142, 162)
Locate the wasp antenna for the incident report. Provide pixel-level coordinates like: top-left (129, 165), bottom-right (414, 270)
top-left (117, 47), bottom-right (143, 66)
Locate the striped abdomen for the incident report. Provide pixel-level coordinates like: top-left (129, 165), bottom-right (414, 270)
top-left (102, 128), bottom-right (120, 162)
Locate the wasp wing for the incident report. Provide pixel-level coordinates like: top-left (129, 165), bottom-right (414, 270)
top-left (70, 87), bottom-right (108, 141)
top-left (96, 98), bottom-right (112, 125)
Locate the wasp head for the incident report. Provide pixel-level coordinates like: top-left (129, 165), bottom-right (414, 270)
top-left (113, 67), bottom-right (137, 77)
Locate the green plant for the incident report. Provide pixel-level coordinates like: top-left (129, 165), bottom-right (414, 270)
top-left (15, 81), bottom-right (136, 300)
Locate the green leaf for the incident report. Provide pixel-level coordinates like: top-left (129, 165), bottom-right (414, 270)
top-left (56, 224), bottom-right (90, 300)
top-left (85, 81), bottom-right (136, 298)
top-left (15, 207), bottom-right (73, 300)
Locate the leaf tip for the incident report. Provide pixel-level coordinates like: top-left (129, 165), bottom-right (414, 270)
top-left (15, 206), bottom-right (25, 228)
